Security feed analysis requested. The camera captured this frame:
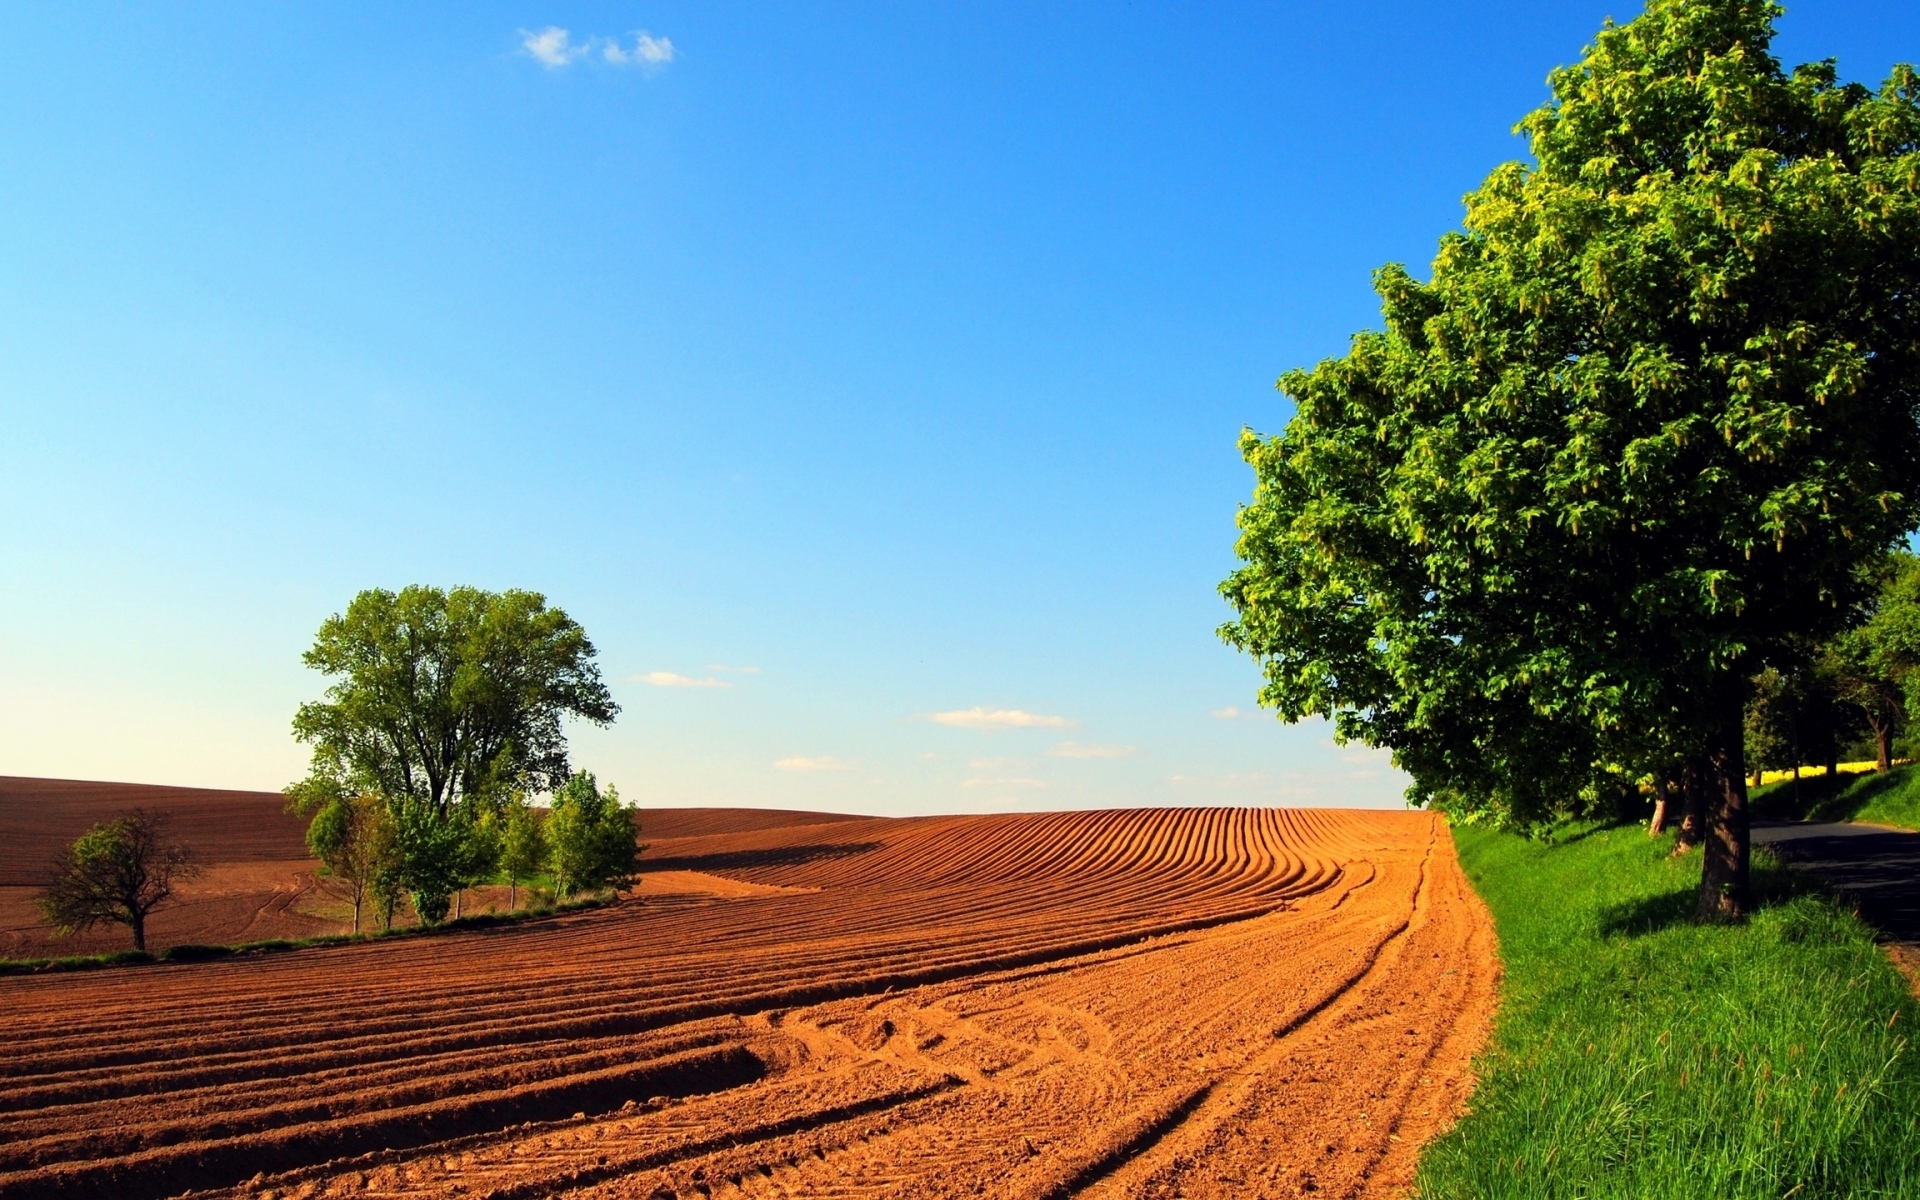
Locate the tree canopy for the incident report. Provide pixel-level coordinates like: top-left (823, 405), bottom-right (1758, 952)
top-left (1221, 0), bottom-right (1920, 917)
top-left (37, 809), bottom-right (198, 952)
top-left (292, 585), bottom-right (618, 814)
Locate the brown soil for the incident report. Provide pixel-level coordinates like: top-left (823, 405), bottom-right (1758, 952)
top-left (0, 804), bottom-right (1496, 1200)
top-left (0, 778), bottom-right (852, 958)
top-left (0, 777), bottom-right (311, 885)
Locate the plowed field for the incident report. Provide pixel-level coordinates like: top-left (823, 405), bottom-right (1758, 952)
top-left (0, 778), bottom-right (855, 958)
top-left (0, 806), bottom-right (1497, 1200)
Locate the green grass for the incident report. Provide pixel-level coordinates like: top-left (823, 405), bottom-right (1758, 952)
top-left (1752, 766), bottom-right (1920, 831)
top-left (1416, 824), bottom-right (1920, 1199)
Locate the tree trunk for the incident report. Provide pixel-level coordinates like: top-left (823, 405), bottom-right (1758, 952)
top-left (1649, 775), bottom-right (1671, 836)
top-left (455, 890), bottom-right (463, 921)
top-left (1673, 756), bottom-right (1709, 854)
top-left (1877, 719), bottom-right (1893, 773)
top-left (130, 909), bottom-right (147, 953)
top-left (1698, 703), bottom-right (1753, 922)
top-left (509, 875), bottom-right (518, 912)
top-left (351, 889), bottom-right (361, 935)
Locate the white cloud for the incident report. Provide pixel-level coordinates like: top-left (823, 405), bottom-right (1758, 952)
top-left (1210, 706), bottom-right (1267, 720)
top-left (635, 670), bottom-right (729, 689)
top-left (924, 707), bottom-right (1075, 730)
top-left (963, 777), bottom-right (1047, 789)
top-left (1049, 741), bottom-right (1136, 760)
top-left (603, 31), bottom-right (675, 66)
top-left (523, 27), bottom-right (673, 70)
top-left (521, 27), bottom-right (586, 67)
top-left (774, 755), bottom-right (855, 773)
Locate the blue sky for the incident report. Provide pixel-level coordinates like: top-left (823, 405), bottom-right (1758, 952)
top-left (3, 2), bottom-right (1915, 814)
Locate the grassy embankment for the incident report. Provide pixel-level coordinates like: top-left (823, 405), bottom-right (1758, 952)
top-left (1417, 824), bottom-right (1919, 1199)
top-left (1750, 763), bottom-right (1920, 831)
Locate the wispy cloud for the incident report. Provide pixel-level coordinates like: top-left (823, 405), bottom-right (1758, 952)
top-left (635, 670), bottom-right (729, 689)
top-left (963, 777), bottom-right (1047, 789)
top-left (521, 27), bottom-right (587, 67)
top-left (1049, 741), bottom-right (1136, 759)
top-left (925, 707), bottom-right (1075, 731)
top-left (604, 32), bottom-right (675, 66)
top-left (774, 755), bottom-right (855, 773)
top-left (521, 27), bottom-right (674, 70)
top-left (1210, 706), bottom-right (1266, 720)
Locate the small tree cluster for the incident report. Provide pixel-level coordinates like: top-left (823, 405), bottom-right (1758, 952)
top-left (288, 775), bottom-right (637, 932)
top-left (546, 773), bottom-right (641, 900)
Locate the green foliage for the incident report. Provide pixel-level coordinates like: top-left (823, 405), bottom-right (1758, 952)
top-left (292, 585), bottom-right (617, 812)
top-left (289, 584), bottom-right (617, 925)
top-left (1826, 551), bottom-right (1920, 767)
top-left (547, 772), bottom-right (639, 899)
top-left (389, 796), bottom-right (482, 924)
top-left (1417, 823), bottom-right (1920, 1198)
top-left (35, 809), bottom-right (198, 953)
top-left (498, 794), bottom-right (548, 910)
top-left (1220, 0), bottom-right (1920, 833)
top-left (291, 787), bottom-right (399, 934)
top-left (1744, 666), bottom-right (1793, 772)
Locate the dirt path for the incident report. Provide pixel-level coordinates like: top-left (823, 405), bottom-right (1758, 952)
top-left (1754, 820), bottom-right (1920, 990)
top-left (0, 808), bottom-right (1497, 1200)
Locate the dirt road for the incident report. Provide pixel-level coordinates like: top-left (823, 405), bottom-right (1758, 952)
top-left (0, 807), bottom-right (1497, 1200)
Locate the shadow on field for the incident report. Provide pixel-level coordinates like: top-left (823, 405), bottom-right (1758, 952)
top-left (642, 842), bottom-right (883, 874)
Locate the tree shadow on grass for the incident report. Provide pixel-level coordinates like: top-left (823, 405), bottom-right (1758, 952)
top-left (1597, 854), bottom-right (1808, 938)
top-left (1597, 887), bottom-right (1698, 937)
top-left (1749, 766), bottom-right (1915, 823)
top-left (1810, 769), bottom-right (1911, 822)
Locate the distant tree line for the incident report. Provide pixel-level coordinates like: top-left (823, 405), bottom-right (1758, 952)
top-left (1220, 0), bottom-right (1920, 920)
top-left (293, 771), bottom-right (639, 932)
top-left (1741, 551), bottom-right (1920, 784)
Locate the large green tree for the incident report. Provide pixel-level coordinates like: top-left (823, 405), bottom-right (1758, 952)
top-left (1221, 0), bottom-right (1920, 918)
top-left (291, 585), bottom-right (618, 920)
